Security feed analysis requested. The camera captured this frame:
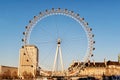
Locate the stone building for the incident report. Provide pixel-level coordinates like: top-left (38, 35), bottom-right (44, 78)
top-left (0, 65), bottom-right (18, 79)
top-left (18, 45), bottom-right (39, 78)
top-left (68, 60), bottom-right (120, 79)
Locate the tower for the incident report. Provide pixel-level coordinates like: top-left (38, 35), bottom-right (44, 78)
top-left (53, 38), bottom-right (64, 74)
top-left (18, 45), bottom-right (39, 78)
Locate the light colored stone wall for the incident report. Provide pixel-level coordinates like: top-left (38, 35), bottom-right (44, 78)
top-left (79, 66), bottom-right (120, 79)
top-left (18, 45), bottom-right (38, 78)
top-left (0, 65), bottom-right (17, 75)
top-left (67, 63), bottom-right (120, 79)
top-left (79, 67), bottom-right (105, 76)
top-left (105, 65), bottom-right (120, 76)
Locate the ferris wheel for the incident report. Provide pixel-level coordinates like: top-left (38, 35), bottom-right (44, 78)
top-left (22, 8), bottom-right (95, 75)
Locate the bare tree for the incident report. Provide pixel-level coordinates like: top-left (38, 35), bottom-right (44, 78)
top-left (22, 71), bottom-right (33, 79)
top-left (22, 71), bottom-right (28, 79)
top-left (11, 71), bottom-right (18, 79)
top-left (2, 69), bottom-right (11, 79)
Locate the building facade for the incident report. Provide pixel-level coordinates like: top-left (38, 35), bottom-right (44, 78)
top-left (0, 65), bottom-right (18, 79)
top-left (18, 45), bottom-right (39, 78)
top-left (68, 60), bottom-right (120, 79)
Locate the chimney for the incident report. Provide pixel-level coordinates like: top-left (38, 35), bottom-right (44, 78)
top-left (88, 60), bottom-right (90, 66)
top-left (93, 59), bottom-right (95, 66)
top-left (104, 58), bottom-right (107, 67)
top-left (118, 54), bottom-right (120, 63)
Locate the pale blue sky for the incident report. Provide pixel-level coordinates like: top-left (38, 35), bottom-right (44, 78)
top-left (0, 0), bottom-right (120, 68)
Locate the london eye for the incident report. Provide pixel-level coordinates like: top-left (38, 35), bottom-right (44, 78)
top-left (22, 8), bottom-right (95, 76)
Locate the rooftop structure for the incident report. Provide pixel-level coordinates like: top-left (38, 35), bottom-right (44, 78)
top-left (118, 54), bottom-right (120, 63)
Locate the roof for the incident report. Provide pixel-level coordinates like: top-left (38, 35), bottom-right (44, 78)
top-left (69, 61), bottom-right (120, 69)
top-left (0, 65), bottom-right (18, 69)
top-left (107, 60), bottom-right (120, 65)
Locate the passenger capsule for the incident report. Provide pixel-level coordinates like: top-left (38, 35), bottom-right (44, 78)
top-left (25, 26), bottom-right (28, 29)
top-left (23, 32), bottom-right (25, 35)
top-left (29, 20), bottom-right (32, 23)
top-left (22, 39), bottom-right (24, 42)
top-left (77, 14), bottom-right (79, 16)
top-left (34, 16), bottom-right (36, 18)
top-left (71, 11), bottom-right (74, 13)
top-left (90, 28), bottom-right (92, 31)
top-left (91, 54), bottom-right (93, 57)
top-left (39, 12), bottom-right (42, 15)
top-left (93, 48), bottom-right (95, 50)
top-left (22, 46), bottom-right (24, 48)
top-left (82, 18), bottom-right (84, 20)
top-left (86, 22), bottom-right (88, 25)
top-left (45, 9), bottom-right (48, 12)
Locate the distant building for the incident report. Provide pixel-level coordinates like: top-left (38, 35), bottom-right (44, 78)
top-left (18, 45), bottom-right (39, 78)
top-left (68, 60), bottom-right (120, 79)
top-left (0, 65), bottom-right (18, 79)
